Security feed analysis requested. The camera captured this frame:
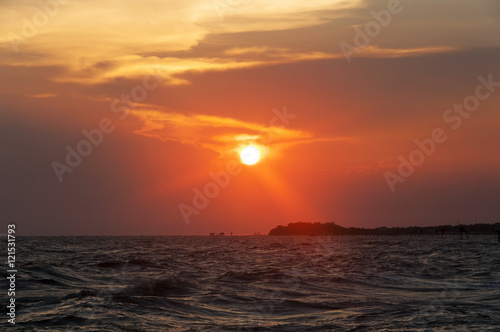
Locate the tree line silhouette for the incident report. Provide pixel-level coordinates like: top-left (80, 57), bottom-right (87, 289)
top-left (268, 222), bottom-right (498, 236)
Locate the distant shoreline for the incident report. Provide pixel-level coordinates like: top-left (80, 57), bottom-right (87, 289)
top-left (268, 222), bottom-right (498, 236)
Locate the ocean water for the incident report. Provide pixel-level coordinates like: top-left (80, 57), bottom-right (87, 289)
top-left (5, 235), bottom-right (500, 331)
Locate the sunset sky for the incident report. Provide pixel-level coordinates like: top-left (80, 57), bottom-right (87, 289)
top-left (1, 0), bottom-right (500, 235)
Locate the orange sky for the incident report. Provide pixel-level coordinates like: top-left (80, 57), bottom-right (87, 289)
top-left (1, 0), bottom-right (500, 235)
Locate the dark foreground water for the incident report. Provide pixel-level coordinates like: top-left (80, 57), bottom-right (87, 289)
top-left (4, 235), bottom-right (500, 331)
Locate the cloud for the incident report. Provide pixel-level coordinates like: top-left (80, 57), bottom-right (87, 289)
top-left (26, 93), bottom-right (58, 98)
top-left (2, 0), bottom-right (494, 89)
top-left (358, 45), bottom-right (459, 58)
top-left (130, 109), bottom-right (313, 159)
top-left (223, 46), bottom-right (271, 56)
top-left (0, 0), bottom-right (360, 85)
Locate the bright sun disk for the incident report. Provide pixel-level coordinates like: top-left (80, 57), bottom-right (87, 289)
top-left (240, 145), bottom-right (261, 165)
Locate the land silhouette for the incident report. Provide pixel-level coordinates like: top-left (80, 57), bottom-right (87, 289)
top-left (268, 222), bottom-right (497, 236)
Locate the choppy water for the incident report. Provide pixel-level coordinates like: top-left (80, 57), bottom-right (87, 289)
top-left (4, 235), bottom-right (500, 331)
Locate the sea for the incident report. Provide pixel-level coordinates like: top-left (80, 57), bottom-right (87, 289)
top-left (4, 235), bottom-right (500, 331)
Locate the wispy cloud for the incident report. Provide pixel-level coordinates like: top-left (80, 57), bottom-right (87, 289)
top-left (1, 0), bottom-right (484, 89)
top-left (0, 0), bottom-right (361, 86)
top-left (131, 109), bottom-right (313, 158)
top-left (26, 93), bottom-right (58, 98)
top-left (359, 45), bottom-right (460, 58)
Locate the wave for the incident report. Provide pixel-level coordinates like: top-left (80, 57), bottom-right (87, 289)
top-left (96, 258), bottom-right (160, 269)
top-left (118, 275), bottom-right (200, 297)
top-left (16, 235), bottom-right (500, 331)
top-left (218, 270), bottom-right (287, 283)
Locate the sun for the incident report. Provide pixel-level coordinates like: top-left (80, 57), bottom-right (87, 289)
top-left (240, 145), bottom-right (261, 165)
